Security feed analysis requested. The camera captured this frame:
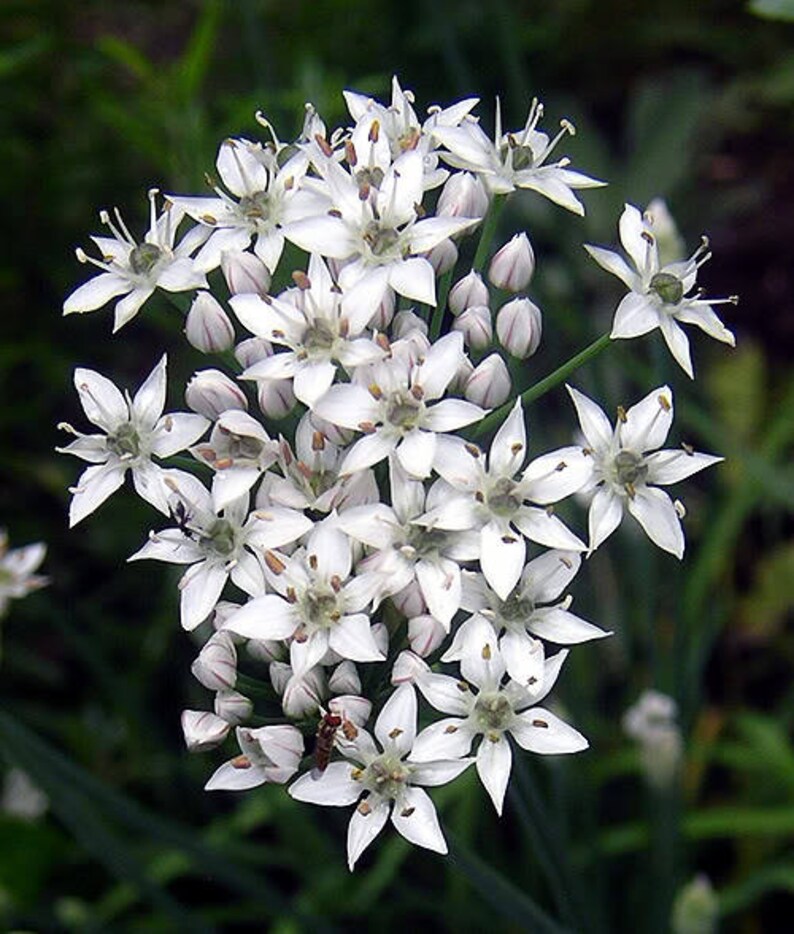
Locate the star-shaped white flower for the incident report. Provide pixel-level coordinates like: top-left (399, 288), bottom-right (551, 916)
top-left (57, 355), bottom-right (210, 526)
top-left (205, 724), bottom-right (304, 790)
top-left (0, 531), bottom-right (48, 617)
top-left (586, 203), bottom-right (737, 377)
top-left (289, 684), bottom-right (472, 869)
top-left (63, 190), bottom-right (209, 331)
top-left (567, 383), bottom-right (722, 557)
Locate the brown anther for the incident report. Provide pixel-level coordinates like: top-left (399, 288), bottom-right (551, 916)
top-left (527, 676), bottom-right (538, 685)
top-left (582, 447), bottom-right (593, 457)
top-left (292, 270), bottom-right (311, 290)
top-left (368, 119), bottom-right (380, 143)
top-left (475, 491), bottom-right (485, 503)
top-left (281, 443), bottom-right (293, 465)
top-left (501, 535), bottom-right (516, 544)
top-left (555, 461), bottom-right (567, 472)
top-left (456, 680), bottom-right (470, 693)
top-left (559, 555), bottom-right (573, 569)
top-left (410, 384), bottom-right (424, 400)
top-left (264, 550), bottom-right (286, 575)
top-left (286, 586), bottom-right (297, 604)
top-left (658, 394), bottom-right (671, 412)
top-left (200, 449), bottom-right (217, 463)
top-left (309, 554), bottom-right (318, 570)
top-left (545, 505), bottom-right (555, 516)
top-left (297, 461), bottom-right (313, 479)
top-left (215, 456), bottom-right (233, 470)
top-left (344, 139), bottom-right (357, 166)
top-left (625, 481), bottom-right (636, 500)
top-left (272, 328), bottom-right (285, 339)
top-left (200, 214), bottom-right (218, 225)
top-left (338, 318), bottom-right (350, 338)
top-left (351, 767), bottom-right (363, 781)
top-left (444, 725), bottom-right (459, 734)
top-left (532, 719), bottom-right (549, 729)
top-left (358, 180), bottom-right (371, 201)
top-left (284, 176), bottom-right (295, 191)
top-left (358, 421), bottom-right (377, 434)
top-left (400, 806), bottom-right (416, 818)
top-left (314, 133), bottom-right (333, 157)
top-left (464, 443), bottom-right (481, 458)
top-left (641, 230), bottom-right (655, 245)
top-left (330, 574), bottom-right (342, 593)
top-left (293, 625), bottom-right (308, 644)
top-left (510, 442), bottom-right (524, 455)
top-left (312, 431), bottom-right (326, 452)
top-left (617, 405), bottom-right (627, 423)
top-left (328, 208), bottom-right (342, 219)
top-left (681, 442), bottom-right (694, 456)
top-left (341, 719), bottom-right (359, 741)
top-left (401, 128), bottom-right (420, 151)
top-left (388, 727), bottom-right (404, 739)
top-left (231, 755), bottom-right (252, 769)
top-left (376, 333), bottom-right (391, 353)
top-left (368, 383), bottom-right (383, 400)
top-left (357, 800), bottom-right (372, 816)
top-left (481, 643), bottom-right (492, 660)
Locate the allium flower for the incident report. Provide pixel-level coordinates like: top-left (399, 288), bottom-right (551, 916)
top-left (586, 203), bottom-right (736, 377)
top-left (63, 190), bottom-right (208, 332)
top-left (57, 356), bottom-right (210, 526)
top-left (0, 532), bottom-right (48, 617)
top-left (411, 621), bottom-right (587, 815)
top-left (567, 384), bottom-right (722, 557)
top-left (289, 684), bottom-right (472, 869)
top-left (205, 724), bottom-right (304, 790)
top-left (434, 99), bottom-right (604, 213)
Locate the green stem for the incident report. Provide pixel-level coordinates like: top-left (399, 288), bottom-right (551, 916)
top-left (472, 331), bottom-right (612, 438)
top-left (472, 195), bottom-right (508, 273)
top-left (429, 266), bottom-right (455, 341)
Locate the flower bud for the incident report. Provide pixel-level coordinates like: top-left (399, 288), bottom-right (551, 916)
top-left (391, 581), bottom-right (426, 618)
top-left (391, 309), bottom-right (428, 340)
top-left (671, 875), bottom-right (718, 934)
top-left (391, 649), bottom-right (431, 685)
top-left (328, 660), bottom-right (361, 695)
top-left (185, 369), bottom-right (248, 419)
top-left (437, 171), bottom-right (489, 220)
top-left (426, 238), bottom-right (458, 276)
top-left (449, 270), bottom-right (489, 315)
top-left (181, 710), bottom-right (230, 752)
top-left (448, 353), bottom-right (475, 394)
top-left (452, 304), bottom-right (492, 350)
top-left (269, 661), bottom-right (291, 696)
top-left (282, 669), bottom-right (325, 717)
top-left (220, 249), bottom-right (271, 296)
top-left (489, 233), bottom-right (535, 292)
top-left (496, 296), bottom-right (542, 359)
top-left (408, 615), bottom-right (448, 657)
top-left (644, 198), bottom-right (685, 267)
top-left (191, 631), bottom-right (237, 691)
top-left (370, 287), bottom-right (396, 331)
top-left (464, 353), bottom-right (512, 408)
top-left (235, 336), bottom-right (273, 369)
top-left (246, 638), bottom-right (285, 663)
top-left (214, 688), bottom-right (253, 725)
top-left (258, 379), bottom-right (296, 420)
top-left (328, 694), bottom-right (372, 728)
top-left (185, 292), bottom-right (235, 353)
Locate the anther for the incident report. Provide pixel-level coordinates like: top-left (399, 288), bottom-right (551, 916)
top-left (264, 551), bottom-right (286, 575)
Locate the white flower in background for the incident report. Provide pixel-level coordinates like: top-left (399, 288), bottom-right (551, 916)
top-left (424, 398), bottom-right (590, 599)
top-left (169, 138), bottom-right (329, 273)
top-left (222, 523), bottom-right (386, 677)
top-left (129, 475), bottom-right (312, 630)
top-left (586, 203), bottom-right (737, 377)
top-left (63, 190), bottom-right (209, 332)
top-left (567, 384), bottom-right (722, 557)
top-left (230, 253), bottom-right (387, 407)
top-left (444, 550), bottom-right (609, 685)
top-left (0, 532), bottom-right (48, 617)
top-left (57, 356), bottom-right (210, 526)
top-left (623, 689), bottom-right (683, 789)
top-left (411, 620), bottom-right (587, 815)
top-left (285, 150), bottom-right (476, 310)
top-left (2, 768), bottom-right (48, 821)
top-left (313, 331), bottom-right (486, 479)
top-left (205, 724), bottom-right (304, 790)
top-left (434, 98), bottom-right (605, 213)
top-left (290, 684), bottom-right (473, 869)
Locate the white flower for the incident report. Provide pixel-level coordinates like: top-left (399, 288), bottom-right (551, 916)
top-left (313, 332), bottom-right (486, 479)
top-left (411, 620), bottom-right (587, 815)
top-left (0, 532), bottom-right (47, 617)
top-left (586, 203), bottom-right (737, 378)
top-left (434, 98), bottom-right (604, 213)
top-left (129, 476), bottom-right (312, 630)
top-left (57, 355), bottom-right (210, 526)
top-left (289, 684), bottom-right (472, 869)
top-left (63, 190), bottom-right (208, 332)
top-left (424, 398), bottom-right (590, 599)
top-left (567, 383), bottom-right (722, 557)
top-left (205, 725), bottom-right (304, 790)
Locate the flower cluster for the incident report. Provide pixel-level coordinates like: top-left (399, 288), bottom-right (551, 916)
top-left (59, 77), bottom-right (733, 870)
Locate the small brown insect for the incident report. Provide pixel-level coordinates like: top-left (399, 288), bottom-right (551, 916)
top-left (312, 711), bottom-right (342, 779)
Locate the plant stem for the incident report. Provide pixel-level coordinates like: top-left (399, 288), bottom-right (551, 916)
top-left (472, 195), bottom-right (508, 273)
top-left (429, 266), bottom-right (455, 341)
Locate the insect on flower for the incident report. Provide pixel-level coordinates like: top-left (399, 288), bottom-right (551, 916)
top-left (312, 710), bottom-right (343, 779)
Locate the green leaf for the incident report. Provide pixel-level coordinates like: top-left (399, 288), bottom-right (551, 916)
top-left (737, 543), bottom-right (794, 636)
top-left (749, 0), bottom-right (794, 21)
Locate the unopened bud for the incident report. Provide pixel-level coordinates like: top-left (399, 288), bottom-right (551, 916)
top-left (214, 688), bottom-right (253, 725)
top-left (408, 615), bottom-right (448, 657)
top-left (496, 296), bottom-right (542, 359)
top-left (220, 249), bottom-right (272, 296)
top-left (185, 292), bottom-right (235, 353)
top-left (464, 353), bottom-right (511, 407)
top-left (181, 710), bottom-right (230, 752)
top-left (448, 353), bottom-right (475, 394)
top-left (449, 270), bottom-right (489, 315)
top-left (489, 233), bottom-right (535, 292)
top-left (282, 669), bottom-right (325, 717)
top-left (671, 875), bottom-right (718, 934)
top-left (391, 309), bottom-right (428, 340)
top-left (246, 638), bottom-right (285, 662)
top-left (426, 238), bottom-right (458, 276)
top-left (391, 581), bottom-right (426, 618)
top-left (258, 379), bottom-right (296, 419)
top-left (391, 649), bottom-right (431, 684)
top-left (191, 631), bottom-right (237, 691)
top-left (328, 660), bottom-right (361, 695)
top-left (371, 622), bottom-right (389, 655)
top-left (235, 336), bottom-right (273, 369)
top-left (452, 304), bottom-right (492, 350)
top-left (328, 694), bottom-right (371, 728)
top-left (437, 171), bottom-right (489, 220)
top-left (370, 287), bottom-right (396, 331)
top-left (186, 369), bottom-right (248, 419)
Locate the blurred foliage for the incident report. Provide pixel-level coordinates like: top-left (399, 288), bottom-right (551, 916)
top-left (0, 0), bottom-right (792, 930)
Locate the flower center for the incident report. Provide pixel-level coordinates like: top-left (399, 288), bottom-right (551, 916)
top-left (498, 591), bottom-right (535, 624)
top-left (611, 449), bottom-right (648, 493)
top-left (301, 587), bottom-right (340, 628)
top-left (129, 243), bottom-right (163, 276)
top-left (302, 319), bottom-right (337, 354)
top-left (224, 433), bottom-right (266, 463)
top-left (107, 422), bottom-right (141, 459)
top-left (362, 221), bottom-right (401, 258)
top-left (238, 191), bottom-right (271, 222)
top-left (385, 393), bottom-right (422, 431)
top-left (506, 142), bottom-right (535, 171)
top-left (360, 753), bottom-right (411, 799)
top-left (649, 272), bottom-right (684, 305)
top-left (486, 476), bottom-right (522, 516)
top-left (206, 518), bottom-right (238, 557)
top-left (473, 692), bottom-right (513, 733)
top-left (405, 524), bottom-right (448, 557)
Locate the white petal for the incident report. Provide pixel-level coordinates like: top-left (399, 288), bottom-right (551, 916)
top-left (416, 674), bottom-right (472, 717)
top-left (419, 332), bottom-right (464, 400)
top-left (68, 462), bottom-right (127, 526)
top-left (480, 521), bottom-right (525, 600)
top-left (500, 629), bottom-right (544, 687)
top-left (583, 244), bottom-right (636, 289)
top-left (312, 384), bottom-right (380, 430)
top-left (387, 257), bottom-right (436, 306)
top-left (627, 486), bottom-right (685, 558)
top-left (645, 449), bottom-right (722, 486)
top-left (566, 385), bottom-right (612, 453)
top-left (409, 216), bottom-right (476, 254)
top-left (528, 606), bottom-right (609, 644)
top-left (222, 594), bottom-right (297, 640)
top-left (458, 616), bottom-right (505, 688)
top-left (113, 286), bottom-right (153, 331)
top-left (289, 761), bottom-right (362, 806)
top-left (587, 487), bottom-right (624, 552)
top-left (131, 461), bottom-right (171, 514)
top-left (337, 503), bottom-right (400, 550)
top-left (396, 429), bottom-right (436, 479)
top-left (618, 203), bottom-right (652, 274)
top-left (621, 385), bottom-right (674, 453)
top-left (285, 216), bottom-right (358, 259)
top-left (423, 398), bottom-right (486, 433)
top-left (348, 797), bottom-right (390, 869)
top-left (521, 446), bottom-right (593, 504)
top-left (611, 292), bottom-right (660, 339)
top-left (375, 684), bottom-right (417, 757)
top-left (512, 508), bottom-right (586, 552)
top-left (512, 708), bottom-right (588, 755)
top-left (488, 399), bottom-right (526, 477)
top-left (73, 367), bottom-right (128, 431)
top-left (432, 436), bottom-right (482, 492)
top-left (204, 761), bottom-right (266, 791)
top-left (339, 432), bottom-right (395, 476)
top-left (416, 557), bottom-right (461, 629)
top-left (476, 735), bottom-right (512, 815)
top-left (659, 315), bottom-right (694, 378)
top-left (180, 561), bottom-right (228, 631)
top-left (411, 720), bottom-right (472, 760)
top-left (390, 786), bottom-right (447, 854)
top-left (150, 413), bottom-right (209, 457)
top-left (293, 361), bottom-right (337, 407)
top-left (675, 302), bottom-right (735, 345)
top-left (329, 614), bottom-right (386, 664)
top-left (408, 757), bottom-right (473, 787)
top-left (64, 273), bottom-right (131, 315)
top-left (523, 549), bottom-right (581, 604)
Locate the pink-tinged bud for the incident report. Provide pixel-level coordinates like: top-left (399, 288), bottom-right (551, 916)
top-left (371, 622), bottom-right (389, 655)
top-left (448, 353), bottom-right (475, 394)
top-left (235, 336), bottom-right (273, 368)
top-left (426, 238), bottom-right (458, 276)
top-left (185, 292), bottom-right (235, 353)
top-left (282, 670), bottom-right (325, 717)
top-left (186, 369), bottom-right (248, 419)
top-left (407, 615), bottom-right (448, 657)
top-left (258, 379), bottom-right (296, 419)
top-left (449, 270), bottom-right (489, 315)
top-left (437, 170), bottom-right (489, 220)
top-left (214, 688), bottom-right (253, 725)
top-left (191, 631), bottom-right (237, 691)
top-left (496, 296), bottom-right (542, 359)
top-left (370, 287), bottom-right (396, 331)
top-left (246, 638), bottom-right (285, 663)
top-left (328, 660), bottom-right (361, 695)
top-left (329, 694), bottom-right (372, 728)
top-left (269, 661), bottom-right (291, 696)
top-left (391, 649), bottom-right (431, 684)
top-left (452, 304), bottom-right (492, 350)
top-left (464, 353), bottom-right (512, 407)
top-left (220, 249), bottom-right (271, 296)
top-left (391, 581), bottom-right (426, 618)
top-left (181, 710), bottom-right (230, 752)
top-left (391, 309), bottom-right (428, 340)
top-left (489, 233), bottom-right (535, 292)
